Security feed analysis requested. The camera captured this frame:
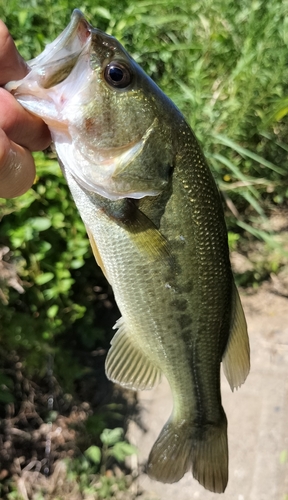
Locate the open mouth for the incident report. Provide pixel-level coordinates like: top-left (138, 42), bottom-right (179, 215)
top-left (6, 10), bottom-right (92, 91)
top-left (28, 10), bottom-right (92, 89)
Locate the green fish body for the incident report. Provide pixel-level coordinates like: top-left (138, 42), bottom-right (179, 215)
top-left (6, 10), bottom-right (250, 493)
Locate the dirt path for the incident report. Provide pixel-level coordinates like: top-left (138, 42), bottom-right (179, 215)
top-left (128, 286), bottom-right (288, 499)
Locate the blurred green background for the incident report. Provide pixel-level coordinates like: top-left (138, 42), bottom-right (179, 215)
top-left (0, 0), bottom-right (288, 498)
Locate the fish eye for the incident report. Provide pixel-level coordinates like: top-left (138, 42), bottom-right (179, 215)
top-left (104, 61), bottom-right (133, 89)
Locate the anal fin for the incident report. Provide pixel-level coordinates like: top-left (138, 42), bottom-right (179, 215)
top-left (222, 283), bottom-right (250, 391)
top-left (105, 318), bottom-right (161, 390)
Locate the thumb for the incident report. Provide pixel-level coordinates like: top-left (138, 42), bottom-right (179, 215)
top-left (0, 129), bottom-right (36, 198)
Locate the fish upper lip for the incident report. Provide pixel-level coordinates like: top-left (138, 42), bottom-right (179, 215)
top-left (29, 9), bottom-right (92, 69)
top-left (5, 10), bottom-right (92, 93)
top-left (60, 9), bottom-right (92, 55)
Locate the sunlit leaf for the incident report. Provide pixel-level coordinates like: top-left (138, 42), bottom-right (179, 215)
top-left (100, 428), bottom-right (123, 446)
top-left (29, 217), bottom-right (51, 232)
top-left (110, 441), bottom-right (138, 462)
top-left (85, 445), bottom-right (102, 465)
top-left (35, 272), bottom-right (54, 285)
top-left (47, 304), bottom-right (59, 318)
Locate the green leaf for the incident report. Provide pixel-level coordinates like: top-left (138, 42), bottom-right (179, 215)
top-left (85, 445), bottom-right (102, 465)
top-left (29, 217), bottom-right (51, 232)
top-left (47, 304), bottom-right (59, 318)
top-left (93, 7), bottom-right (111, 20)
top-left (17, 10), bottom-right (28, 27)
top-left (56, 278), bottom-right (74, 293)
top-left (0, 390), bottom-right (15, 403)
top-left (110, 441), bottom-right (138, 462)
top-left (70, 259), bottom-right (85, 269)
top-left (100, 427), bottom-right (123, 446)
top-left (0, 374), bottom-right (14, 388)
top-left (35, 272), bottom-right (54, 285)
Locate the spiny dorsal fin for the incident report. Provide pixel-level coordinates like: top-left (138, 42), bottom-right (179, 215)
top-left (105, 318), bottom-right (161, 390)
top-left (222, 283), bottom-right (250, 391)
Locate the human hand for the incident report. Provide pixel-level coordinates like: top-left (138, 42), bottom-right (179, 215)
top-left (0, 20), bottom-right (51, 198)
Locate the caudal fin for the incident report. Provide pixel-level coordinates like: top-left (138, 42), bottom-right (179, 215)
top-left (192, 417), bottom-right (228, 493)
top-left (147, 414), bottom-right (228, 493)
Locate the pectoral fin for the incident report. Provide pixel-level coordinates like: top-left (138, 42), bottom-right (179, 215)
top-left (123, 205), bottom-right (171, 262)
top-left (105, 317), bottom-right (161, 390)
top-left (86, 226), bottom-right (109, 281)
top-left (222, 283), bottom-right (250, 391)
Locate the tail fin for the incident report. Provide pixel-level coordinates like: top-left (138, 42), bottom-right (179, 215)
top-left (147, 414), bottom-right (228, 493)
top-left (192, 417), bottom-right (228, 493)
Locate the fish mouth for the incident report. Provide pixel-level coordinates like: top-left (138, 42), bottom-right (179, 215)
top-left (7, 10), bottom-right (92, 91)
top-left (28, 10), bottom-right (91, 89)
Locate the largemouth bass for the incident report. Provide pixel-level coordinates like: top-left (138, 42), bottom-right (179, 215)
top-left (6, 10), bottom-right (250, 493)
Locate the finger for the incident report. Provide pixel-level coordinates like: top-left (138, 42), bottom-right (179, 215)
top-left (0, 128), bottom-right (36, 198)
top-left (0, 20), bottom-right (29, 85)
top-left (0, 88), bottom-right (51, 151)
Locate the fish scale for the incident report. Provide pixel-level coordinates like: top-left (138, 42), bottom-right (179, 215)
top-left (6, 10), bottom-right (250, 493)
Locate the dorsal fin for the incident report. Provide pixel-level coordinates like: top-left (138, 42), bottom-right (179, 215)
top-left (222, 283), bottom-right (250, 391)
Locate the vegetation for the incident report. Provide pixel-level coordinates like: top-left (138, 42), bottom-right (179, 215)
top-left (1, 0), bottom-right (288, 497)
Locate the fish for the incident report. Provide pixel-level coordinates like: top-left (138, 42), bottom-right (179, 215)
top-left (6, 10), bottom-right (250, 493)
